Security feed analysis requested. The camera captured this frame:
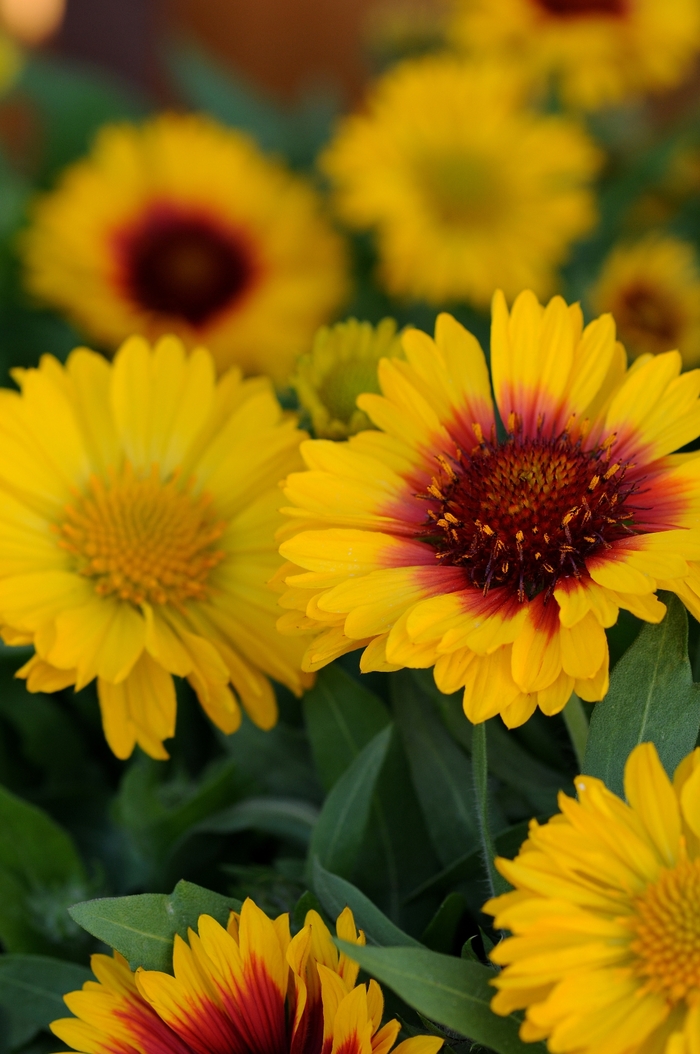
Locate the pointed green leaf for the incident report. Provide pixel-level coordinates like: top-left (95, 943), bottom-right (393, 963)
top-left (0, 955), bottom-right (91, 1048)
top-left (192, 797), bottom-right (319, 845)
top-left (312, 859), bottom-right (421, 947)
top-left (585, 595), bottom-right (700, 795)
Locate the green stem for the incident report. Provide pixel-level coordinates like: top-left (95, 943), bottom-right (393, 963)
top-left (563, 693), bottom-right (589, 771)
top-left (471, 722), bottom-right (509, 898)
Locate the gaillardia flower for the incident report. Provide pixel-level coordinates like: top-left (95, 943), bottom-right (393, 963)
top-left (450, 0), bottom-right (700, 111)
top-left (278, 291), bottom-right (700, 727)
top-left (0, 335), bottom-right (310, 759)
top-left (485, 742), bottom-right (700, 1054)
top-left (21, 113), bottom-right (348, 383)
top-left (320, 56), bottom-right (600, 308)
top-left (52, 898), bottom-right (444, 1054)
top-left (590, 235), bottom-right (700, 368)
top-left (291, 318), bottom-right (404, 440)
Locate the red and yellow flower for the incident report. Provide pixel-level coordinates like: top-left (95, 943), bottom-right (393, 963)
top-left (278, 290), bottom-right (700, 727)
top-left (52, 898), bottom-right (443, 1054)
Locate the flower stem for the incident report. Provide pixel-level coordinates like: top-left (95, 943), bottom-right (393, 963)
top-left (563, 693), bottom-right (589, 771)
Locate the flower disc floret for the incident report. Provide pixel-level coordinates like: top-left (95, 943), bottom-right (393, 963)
top-left (484, 743), bottom-right (700, 1054)
top-left (278, 290), bottom-right (700, 728)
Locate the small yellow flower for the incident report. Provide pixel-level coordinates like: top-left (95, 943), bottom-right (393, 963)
top-left (590, 235), bottom-right (700, 368)
top-left (52, 898), bottom-right (444, 1054)
top-left (0, 335), bottom-right (311, 760)
top-left (485, 742), bottom-right (700, 1054)
top-left (450, 0), bottom-right (700, 110)
top-left (278, 291), bottom-right (700, 728)
top-left (291, 318), bottom-right (404, 439)
top-left (321, 55), bottom-right (600, 308)
top-left (21, 113), bottom-right (349, 384)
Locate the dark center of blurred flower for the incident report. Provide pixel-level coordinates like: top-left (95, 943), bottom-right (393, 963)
top-left (615, 283), bottom-right (682, 356)
top-left (119, 206), bottom-right (257, 327)
top-left (422, 421), bottom-right (642, 602)
top-left (417, 153), bottom-right (501, 227)
top-left (533, 0), bottom-right (628, 17)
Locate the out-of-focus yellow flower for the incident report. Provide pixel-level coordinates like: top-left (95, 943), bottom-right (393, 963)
top-left (590, 235), bottom-right (700, 368)
top-left (450, 0), bottom-right (700, 111)
top-left (0, 335), bottom-right (311, 760)
top-left (321, 56), bottom-right (600, 308)
top-left (485, 742), bottom-right (700, 1054)
top-left (291, 317), bottom-right (404, 439)
top-left (21, 113), bottom-right (349, 384)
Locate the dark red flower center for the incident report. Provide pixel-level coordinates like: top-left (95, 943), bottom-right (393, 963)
top-left (118, 206), bottom-right (257, 328)
top-left (532, 0), bottom-right (628, 17)
top-left (615, 283), bottom-right (682, 354)
top-left (422, 424), bottom-right (642, 601)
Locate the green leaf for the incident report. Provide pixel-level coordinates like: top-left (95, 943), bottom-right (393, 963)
top-left (335, 942), bottom-right (543, 1054)
top-left (472, 723), bottom-right (510, 898)
top-left (0, 955), bottom-right (91, 1048)
top-left (69, 880), bottom-right (242, 971)
top-left (192, 797), bottom-right (319, 845)
top-left (404, 822), bottom-right (530, 903)
top-left (309, 725), bottom-right (393, 879)
top-left (220, 714), bottom-right (322, 803)
top-left (421, 893), bottom-right (467, 954)
top-left (393, 672), bottom-right (479, 867)
top-left (312, 859), bottom-right (421, 948)
top-left (585, 594), bottom-right (700, 795)
top-left (303, 666), bottom-right (390, 791)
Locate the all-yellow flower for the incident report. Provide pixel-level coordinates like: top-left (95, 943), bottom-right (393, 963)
top-left (320, 56), bottom-right (600, 308)
top-left (0, 335), bottom-right (311, 760)
top-left (52, 898), bottom-right (443, 1054)
top-left (21, 113), bottom-right (349, 384)
top-left (291, 318), bottom-right (404, 439)
top-left (450, 0), bottom-right (700, 110)
top-left (278, 290), bottom-right (700, 728)
top-left (590, 235), bottom-right (700, 369)
top-left (485, 742), bottom-right (700, 1054)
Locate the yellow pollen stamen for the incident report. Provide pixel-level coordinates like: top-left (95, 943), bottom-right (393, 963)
top-left (56, 463), bottom-right (226, 608)
top-left (507, 411), bottom-right (517, 434)
top-left (605, 463), bottom-right (622, 479)
top-left (630, 857), bottom-right (700, 1005)
top-left (472, 422), bottom-right (484, 444)
top-left (588, 475), bottom-right (601, 490)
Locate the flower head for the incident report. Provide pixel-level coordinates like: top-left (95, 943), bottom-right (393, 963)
top-left (21, 113), bottom-right (348, 383)
top-left (291, 318), bottom-right (404, 439)
top-left (450, 0), bottom-right (700, 110)
top-left (485, 742), bottom-right (700, 1054)
top-left (321, 56), bottom-right (600, 308)
top-left (52, 898), bottom-right (443, 1054)
top-left (0, 334), bottom-right (310, 759)
top-left (590, 235), bottom-right (700, 368)
top-left (278, 290), bottom-right (700, 727)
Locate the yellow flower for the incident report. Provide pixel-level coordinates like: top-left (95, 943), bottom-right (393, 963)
top-left (0, 335), bottom-right (311, 760)
top-left (590, 235), bottom-right (700, 368)
top-left (21, 113), bottom-right (349, 384)
top-left (52, 897), bottom-right (444, 1054)
top-left (291, 318), bottom-right (404, 439)
top-left (320, 56), bottom-right (600, 308)
top-left (485, 742), bottom-right (700, 1054)
top-left (277, 290), bottom-right (700, 727)
top-left (450, 0), bottom-right (700, 110)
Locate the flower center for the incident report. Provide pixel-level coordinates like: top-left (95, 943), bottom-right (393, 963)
top-left (416, 153), bottom-right (501, 227)
top-left (117, 205), bottom-right (257, 327)
top-left (631, 858), bottom-right (700, 1005)
top-left (615, 283), bottom-right (682, 357)
top-left (57, 465), bottom-right (226, 607)
top-left (422, 423), bottom-right (640, 601)
top-left (532, 0), bottom-right (628, 16)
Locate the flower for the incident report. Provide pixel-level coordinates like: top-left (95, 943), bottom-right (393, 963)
top-left (291, 318), bottom-right (404, 439)
top-left (485, 742), bottom-right (700, 1054)
top-left (320, 56), bottom-right (600, 308)
top-left (277, 290), bottom-right (700, 728)
top-left (590, 235), bottom-right (700, 368)
top-left (449, 0), bottom-right (700, 111)
top-left (0, 334), bottom-right (311, 760)
top-left (52, 897), bottom-right (444, 1054)
top-left (21, 113), bottom-right (348, 384)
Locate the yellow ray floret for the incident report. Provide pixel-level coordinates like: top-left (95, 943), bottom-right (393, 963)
top-left (0, 334), bottom-right (312, 759)
top-left (278, 291), bottom-right (700, 727)
top-left (321, 56), bottom-right (600, 307)
top-left (21, 113), bottom-right (349, 383)
top-left (485, 742), bottom-right (700, 1054)
top-left (450, 0), bottom-right (700, 111)
top-left (52, 897), bottom-right (444, 1054)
